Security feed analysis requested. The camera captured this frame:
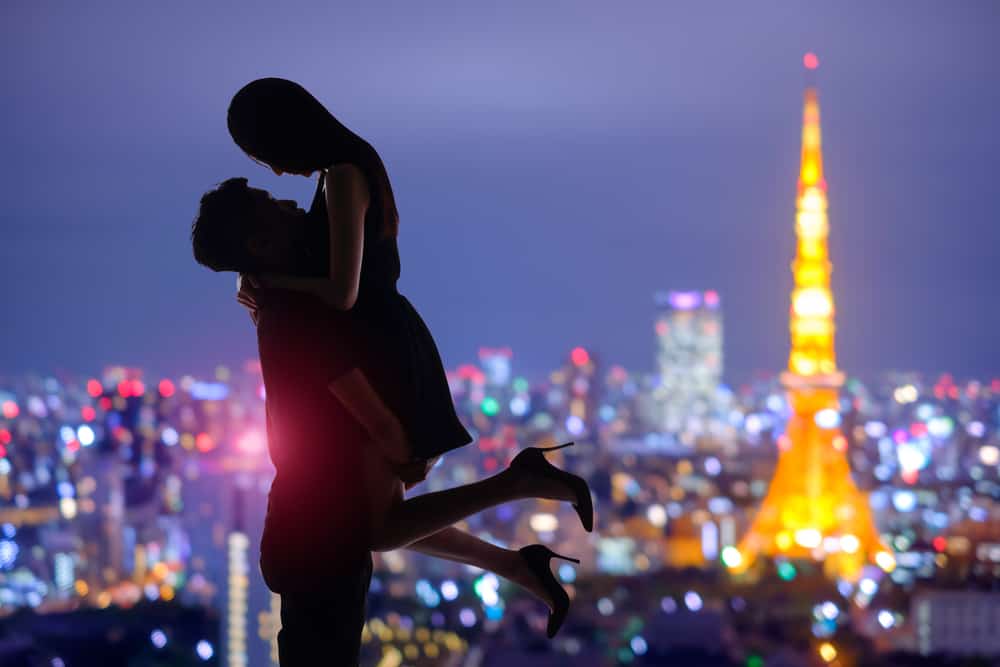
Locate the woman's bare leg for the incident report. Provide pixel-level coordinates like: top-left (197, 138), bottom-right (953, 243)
top-left (361, 445), bottom-right (576, 553)
top-left (404, 527), bottom-right (557, 610)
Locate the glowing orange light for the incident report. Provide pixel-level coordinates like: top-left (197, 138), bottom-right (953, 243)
top-left (804, 52), bottom-right (819, 70)
top-left (158, 379), bottom-right (175, 398)
top-left (87, 379), bottom-right (103, 397)
top-left (570, 347), bottom-right (590, 366)
top-left (81, 406), bottom-right (96, 422)
top-left (1, 401), bottom-right (18, 419)
top-left (832, 435), bottom-right (847, 452)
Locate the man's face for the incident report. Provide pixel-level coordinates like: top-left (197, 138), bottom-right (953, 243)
top-left (245, 187), bottom-right (307, 267)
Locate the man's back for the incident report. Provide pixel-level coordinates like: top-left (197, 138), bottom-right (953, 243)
top-left (254, 289), bottom-right (371, 590)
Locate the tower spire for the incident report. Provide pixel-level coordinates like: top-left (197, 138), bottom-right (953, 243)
top-left (787, 69), bottom-right (839, 383)
top-left (730, 57), bottom-right (893, 581)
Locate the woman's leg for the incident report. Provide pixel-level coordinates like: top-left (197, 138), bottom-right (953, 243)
top-left (361, 446), bottom-right (575, 553)
top-left (404, 527), bottom-right (556, 610)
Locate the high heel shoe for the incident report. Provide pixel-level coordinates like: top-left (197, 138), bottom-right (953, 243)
top-left (509, 442), bottom-right (594, 532)
top-left (518, 544), bottom-right (580, 638)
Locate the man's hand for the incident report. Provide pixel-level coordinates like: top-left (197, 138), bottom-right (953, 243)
top-left (236, 273), bottom-right (261, 326)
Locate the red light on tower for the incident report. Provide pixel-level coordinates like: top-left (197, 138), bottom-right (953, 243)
top-left (570, 347), bottom-right (590, 367)
top-left (803, 52), bottom-right (819, 70)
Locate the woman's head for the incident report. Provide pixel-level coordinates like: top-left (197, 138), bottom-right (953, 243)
top-left (227, 77), bottom-right (361, 175)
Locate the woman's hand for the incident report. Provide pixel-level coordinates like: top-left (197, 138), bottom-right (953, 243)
top-left (236, 273), bottom-right (261, 325)
top-left (249, 273), bottom-right (345, 308)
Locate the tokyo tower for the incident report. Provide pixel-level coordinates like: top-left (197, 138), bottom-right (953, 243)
top-left (729, 55), bottom-right (894, 581)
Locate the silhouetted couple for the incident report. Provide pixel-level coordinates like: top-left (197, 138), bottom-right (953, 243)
top-left (191, 78), bottom-right (594, 665)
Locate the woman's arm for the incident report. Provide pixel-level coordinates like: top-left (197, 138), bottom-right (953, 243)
top-left (257, 163), bottom-right (369, 310)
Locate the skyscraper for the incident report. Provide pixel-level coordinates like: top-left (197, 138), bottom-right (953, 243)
top-left (730, 55), bottom-right (893, 581)
top-left (646, 290), bottom-right (723, 437)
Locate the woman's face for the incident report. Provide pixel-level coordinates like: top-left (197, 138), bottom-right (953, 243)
top-left (247, 154), bottom-right (316, 178)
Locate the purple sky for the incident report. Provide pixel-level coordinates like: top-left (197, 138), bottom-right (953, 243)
top-left (2, 1), bottom-right (998, 383)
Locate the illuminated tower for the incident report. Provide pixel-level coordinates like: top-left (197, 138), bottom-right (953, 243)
top-left (730, 55), bottom-right (892, 581)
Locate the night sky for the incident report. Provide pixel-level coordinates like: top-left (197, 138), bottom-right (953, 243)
top-left (3, 1), bottom-right (998, 383)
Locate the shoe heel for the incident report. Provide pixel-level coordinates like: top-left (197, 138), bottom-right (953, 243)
top-left (549, 551), bottom-right (580, 565)
top-left (536, 441), bottom-right (575, 452)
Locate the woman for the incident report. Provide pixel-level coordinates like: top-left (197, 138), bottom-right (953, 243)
top-left (227, 78), bottom-right (595, 657)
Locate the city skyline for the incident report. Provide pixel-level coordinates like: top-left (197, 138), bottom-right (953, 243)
top-left (2, 2), bottom-right (999, 382)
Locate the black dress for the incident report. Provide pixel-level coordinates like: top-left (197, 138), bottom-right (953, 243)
top-left (300, 143), bottom-right (474, 464)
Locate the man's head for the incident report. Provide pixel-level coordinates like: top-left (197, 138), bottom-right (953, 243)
top-left (191, 177), bottom-right (307, 273)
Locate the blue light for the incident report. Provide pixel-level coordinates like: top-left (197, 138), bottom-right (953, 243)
top-left (190, 382), bottom-right (229, 401)
top-left (892, 490), bottom-right (917, 513)
top-left (558, 563), bottom-right (576, 583)
top-left (0, 540), bottom-right (18, 569)
top-left (566, 415), bottom-right (585, 436)
top-left (484, 603), bottom-right (504, 621)
top-left (195, 640), bottom-right (214, 660)
top-left (77, 425), bottom-right (95, 447)
top-left (630, 636), bottom-right (648, 655)
top-left (150, 629), bottom-right (167, 649)
top-left (440, 580), bottom-right (459, 601)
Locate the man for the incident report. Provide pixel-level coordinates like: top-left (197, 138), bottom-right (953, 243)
top-left (191, 177), bottom-right (425, 664)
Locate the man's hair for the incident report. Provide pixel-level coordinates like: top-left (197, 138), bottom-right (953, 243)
top-left (191, 177), bottom-right (259, 272)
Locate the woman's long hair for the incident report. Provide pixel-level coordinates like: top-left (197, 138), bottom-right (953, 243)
top-left (227, 77), bottom-right (398, 239)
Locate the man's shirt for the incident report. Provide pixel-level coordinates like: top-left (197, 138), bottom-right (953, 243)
top-left (253, 289), bottom-right (373, 580)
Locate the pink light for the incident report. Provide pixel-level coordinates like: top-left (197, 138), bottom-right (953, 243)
top-left (570, 347), bottom-right (590, 366)
top-left (703, 290), bottom-right (720, 307)
top-left (0, 429), bottom-right (10, 444)
top-left (158, 379), bottom-right (175, 398)
top-left (803, 52), bottom-right (819, 70)
top-left (237, 431), bottom-right (265, 454)
top-left (87, 379), bottom-right (103, 397)
top-left (1, 401), bottom-right (18, 419)
top-left (81, 406), bottom-right (96, 422)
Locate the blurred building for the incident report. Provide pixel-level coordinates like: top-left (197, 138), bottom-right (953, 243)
top-left (913, 591), bottom-right (1000, 657)
top-left (643, 290), bottom-right (723, 438)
